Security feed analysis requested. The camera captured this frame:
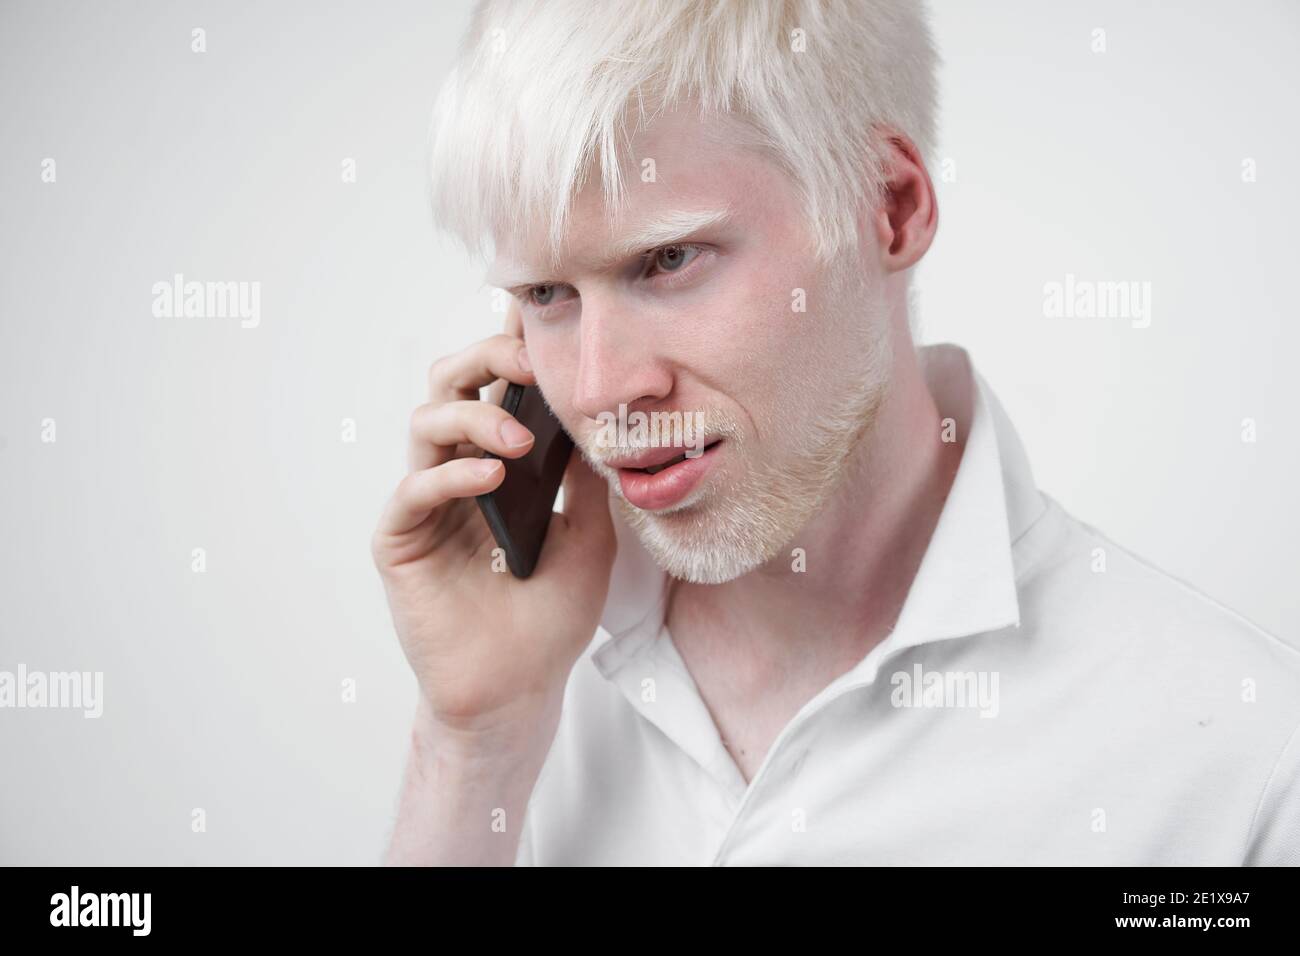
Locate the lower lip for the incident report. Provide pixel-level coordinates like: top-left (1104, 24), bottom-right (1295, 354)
top-left (617, 442), bottom-right (722, 511)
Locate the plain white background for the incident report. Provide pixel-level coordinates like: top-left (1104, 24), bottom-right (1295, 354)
top-left (1, 0), bottom-right (1296, 864)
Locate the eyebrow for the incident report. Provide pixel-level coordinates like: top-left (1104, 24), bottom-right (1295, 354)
top-left (484, 205), bottom-right (734, 289)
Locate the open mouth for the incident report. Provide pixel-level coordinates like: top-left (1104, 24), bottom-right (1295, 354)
top-left (631, 440), bottom-right (722, 475)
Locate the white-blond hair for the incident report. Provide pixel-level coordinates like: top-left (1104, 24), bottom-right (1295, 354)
top-left (429, 0), bottom-right (938, 267)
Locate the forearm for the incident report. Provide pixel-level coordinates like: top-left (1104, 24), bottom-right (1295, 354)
top-left (384, 695), bottom-right (556, 866)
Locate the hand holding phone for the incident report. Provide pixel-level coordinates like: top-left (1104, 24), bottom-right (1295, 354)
top-left (371, 315), bottom-right (617, 772)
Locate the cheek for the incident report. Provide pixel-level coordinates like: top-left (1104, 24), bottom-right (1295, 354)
top-left (716, 261), bottom-right (841, 390)
top-left (726, 263), bottom-right (861, 443)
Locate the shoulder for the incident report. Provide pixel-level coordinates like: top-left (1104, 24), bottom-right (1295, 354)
top-left (1009, 494), bottom-right (1300, 863)
top-left (1015, 492), bottom-right (1300, 701)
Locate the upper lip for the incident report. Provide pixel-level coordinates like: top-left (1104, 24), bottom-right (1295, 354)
top-left (606, 440), bottom-right (719, 471)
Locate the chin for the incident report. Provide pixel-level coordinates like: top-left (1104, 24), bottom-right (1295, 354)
top-left (614, 488), bottom-right (792, 585)
top-left (617, 400), bottom-right (887, 586)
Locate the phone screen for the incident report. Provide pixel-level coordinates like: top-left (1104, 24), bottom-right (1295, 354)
top-left (475, 383), bottom-right (575, 578)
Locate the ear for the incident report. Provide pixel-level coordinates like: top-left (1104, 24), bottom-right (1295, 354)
top-left (871, 132), bottom-right (938, 273)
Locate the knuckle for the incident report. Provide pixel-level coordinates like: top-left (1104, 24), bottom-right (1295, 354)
top-left (426, 354), bottom-right (451, 388)
top-left (395, 470), bottom-right (423, 501)
top-left (474, 398), bottom-right (504, 424)
top-left (453, 399), bottom-right (492, 436)
top-left (408, 402), bottom-right (432, 434)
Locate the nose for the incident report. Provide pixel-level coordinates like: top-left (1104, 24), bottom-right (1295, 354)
top-left (571, 295), bottom-right (674, 422)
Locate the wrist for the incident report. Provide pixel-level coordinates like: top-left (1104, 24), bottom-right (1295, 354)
top-left (411, 691), bottom-right (560, 775)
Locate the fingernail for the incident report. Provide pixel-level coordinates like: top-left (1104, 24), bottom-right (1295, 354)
top-left (475, 458), bottom-right (502, 477)
top-left (501, 418), bottom-right (534, 447)
top-left (517, 345), bottom-right (532, 372)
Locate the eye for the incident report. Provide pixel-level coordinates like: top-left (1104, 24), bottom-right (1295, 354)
top-left (524, 283), bottom-right (576, 309)
top-left (644, 243), bottom-right (704, 279)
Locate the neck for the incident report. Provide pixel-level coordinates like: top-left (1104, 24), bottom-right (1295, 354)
top-left (666, 335), bottom-right (964, 680)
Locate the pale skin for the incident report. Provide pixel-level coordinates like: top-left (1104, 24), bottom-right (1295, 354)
top-left (374, 325), bottom-right (617, 866)
top-left (376, 104), bottom-right (954, 863)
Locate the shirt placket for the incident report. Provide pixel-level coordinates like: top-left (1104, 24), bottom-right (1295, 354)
top-left (599, 623), bottom-right (751, 806)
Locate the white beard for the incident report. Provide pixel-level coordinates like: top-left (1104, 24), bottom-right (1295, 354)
top-left (582, 258), bottom-right (895, 585)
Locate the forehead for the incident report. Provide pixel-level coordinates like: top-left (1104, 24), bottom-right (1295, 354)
top-left (486, 106), bottom-right (784, 286)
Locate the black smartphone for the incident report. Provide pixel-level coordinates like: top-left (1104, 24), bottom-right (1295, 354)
top-left (475, 382), bottom-right (575, 578)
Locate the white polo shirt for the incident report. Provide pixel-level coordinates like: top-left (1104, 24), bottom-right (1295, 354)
top-left (514, 344), bottom-right (1300, 866)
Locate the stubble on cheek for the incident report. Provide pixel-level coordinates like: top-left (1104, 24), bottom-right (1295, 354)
top-left (609, 257), bottom-right (892, 583)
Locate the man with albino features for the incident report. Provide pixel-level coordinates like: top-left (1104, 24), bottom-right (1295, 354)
top-left (373, 0), bottom-right (1300, 865)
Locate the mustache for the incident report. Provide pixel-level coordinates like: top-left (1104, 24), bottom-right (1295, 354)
top-left (577, 407), bottom-right (741, 465)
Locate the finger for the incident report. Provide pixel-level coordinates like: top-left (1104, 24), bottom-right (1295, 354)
top-left (428, 333), bottom-right (534, 404)
top-left (407, 399), bottom-right (536, 472)
top-left (376, 457), bottom-right (505, 537)
top-left (485, 300), bottom-right (527, 407)
top-left (503, 296), bottom-right (524, 338)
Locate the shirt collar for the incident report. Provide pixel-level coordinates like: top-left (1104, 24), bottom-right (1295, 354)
top-left (590, 343), bottom-right (1045, 675)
